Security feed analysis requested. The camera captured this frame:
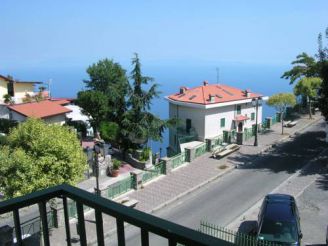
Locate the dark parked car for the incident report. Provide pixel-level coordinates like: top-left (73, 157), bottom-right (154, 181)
top-left (257, 194), bottom-right (302, 245)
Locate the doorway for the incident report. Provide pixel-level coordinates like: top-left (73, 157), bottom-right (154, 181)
top-left (238, 122), bottom-right (243, 132)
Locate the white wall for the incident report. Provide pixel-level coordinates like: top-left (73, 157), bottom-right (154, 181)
top-left (10, 111), bottom-right (27, 122)
top-left (169, 101), bottom-right (263, 147)
top-left (204, 105), bottom-right (235, 138)
top-left (44, 114), bottom-right (66, 125)
top-left (205, 102), bottom-right (263, 139)
top-left (0, 79), bottom-right (8, 101)
top-left (169, 103), bottom-right (206, 149)
top-left (10, 111), bottom-right (66, 125)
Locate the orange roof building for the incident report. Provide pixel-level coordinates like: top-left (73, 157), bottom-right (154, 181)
top-left (8, 100), bottom-right (72, 125)
top-left (166, 81), bottom-right (266, 154)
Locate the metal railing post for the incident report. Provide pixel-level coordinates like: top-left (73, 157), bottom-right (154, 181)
top-left (13, 209), bottom-right (22, 246)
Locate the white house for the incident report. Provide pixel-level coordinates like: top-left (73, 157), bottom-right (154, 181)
top-left (7, 100), bottom-right (72, 125)
top-left (0, 74), bottom-right (43, 119)
top-left (166, 81), bottom-right (265, 153)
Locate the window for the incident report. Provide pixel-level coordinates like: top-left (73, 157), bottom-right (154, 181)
top-left (236, 105), bottom-right (241, 115)
top-left (220, 118), bottom-right (225, 128)
top-left (186, 119), bottom-right (191, 133)
top-left (7, 82), bottom-right (14, 97)
top-left (251, 112), bottom-right (255, 121)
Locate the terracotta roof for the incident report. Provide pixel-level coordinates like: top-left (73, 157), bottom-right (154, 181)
top-left (50, 99), bottom-right (71, 105)
top-left (233, 115), bottom-right (249, 121)
top-left (8, 100), bottom-right (72, 119)
top-left (168, 81), bottom-right (262, 105)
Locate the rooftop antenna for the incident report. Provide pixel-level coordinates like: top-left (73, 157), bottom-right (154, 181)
top-left (48, 79), bottom-right (52, 99)
top-left (216, 67), bottom-right (220, 84)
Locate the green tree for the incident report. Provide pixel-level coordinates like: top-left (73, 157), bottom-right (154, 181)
top-left (121, 54), bottom-right (170, 150)
top-left (84, 59), bottom-right (129, 124)
top-left (294, 77), bottom-right (322, 119)
top-left (281, 52), bottom-right (319, 84)
top-left (267, 93), bottom-right (296, 135)
top-left (0, 118), bottom-right (87, 198)
top-left (99, 121), bottom-right (119, 143)
top-left (3, 94), bottom-right (13, 104)
top-left (75, 90), bottom-right (108, 132)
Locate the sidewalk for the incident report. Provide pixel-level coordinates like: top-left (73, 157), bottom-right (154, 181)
top-left (49, 114), bottom-right (323, 245)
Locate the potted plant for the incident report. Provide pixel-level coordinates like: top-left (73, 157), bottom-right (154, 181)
top-left (111, 159), bottom-right (121, 177)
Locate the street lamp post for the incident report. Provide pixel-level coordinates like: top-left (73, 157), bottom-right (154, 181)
top-left (93, 142), bottom-right (101, 196)
top-left (252, 97), bottom-right (262, 147)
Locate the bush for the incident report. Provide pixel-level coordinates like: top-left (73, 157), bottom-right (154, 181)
top-left (0, 135), bottom-right (7, 145)
top-left (112, 159), bottom-right (121, 170)
top-left (140, 147), bottom-right (151, 162)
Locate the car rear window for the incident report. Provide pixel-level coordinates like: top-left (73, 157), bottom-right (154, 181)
top-left (259, 219), bottom-right (298, 242)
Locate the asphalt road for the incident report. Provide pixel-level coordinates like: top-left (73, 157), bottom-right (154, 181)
top-left (104, 120), bottom-right (326, 245)
top-left (297, 166), bottom-right (328, 245)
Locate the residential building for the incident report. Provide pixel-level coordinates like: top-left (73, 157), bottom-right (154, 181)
top-left (0, 74), bottom-right (43, 118)
top-left (7, 100), bottom-right (72, 125)
top-left (166, 81), bottom-right (264, 153)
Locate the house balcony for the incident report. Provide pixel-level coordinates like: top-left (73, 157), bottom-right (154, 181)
top-left (0, 184), bottom-right (233, 246)
top-left (172, 126), bottom-right (198, 144)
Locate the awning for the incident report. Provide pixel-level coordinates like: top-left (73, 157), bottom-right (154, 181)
top-left (233, 115), bottom-right (249, 121)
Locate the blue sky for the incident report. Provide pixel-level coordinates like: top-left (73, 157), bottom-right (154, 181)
top-left (1, 0), bottom-right (327, 71)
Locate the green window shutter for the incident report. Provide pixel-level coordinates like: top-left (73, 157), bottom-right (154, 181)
top-left (236, 105), bottom-right (241, 115)
top-left (220, 118), bottom-right (225, 128)
top-left (251, 112), bottom-right (255, 121)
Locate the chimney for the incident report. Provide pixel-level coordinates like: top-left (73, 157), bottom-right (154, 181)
top-left (180, 86), bottom-right (187, 94)
top-left (245, 89), bottom-right (251, 98)
top-left (209, 94), bottom-right (215, 103)
top-left (203, 80), bottom-right (209, 86)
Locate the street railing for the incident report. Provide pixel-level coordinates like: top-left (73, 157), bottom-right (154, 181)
top-left (199, 221), bottom-right (278, 246)
top-left (0, 184), bottom-right (234, 246)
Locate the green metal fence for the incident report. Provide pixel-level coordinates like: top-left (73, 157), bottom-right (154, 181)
top-left (68, 200), bottom-right (92, 219)
top-left (106, 176), bottom-right (134, 200)
top-left (171, 153), bottom-right (186, 169)
top-left (199, 221), bottom-right (278, 246)
top-left (243, 127), bottom-right (254, 141)
top-left (214, 134), bottom-right (224, 147)
top-left (142, 162), bottom-right (165, 183)
top-left (195, 143), bottom-right (206, 158)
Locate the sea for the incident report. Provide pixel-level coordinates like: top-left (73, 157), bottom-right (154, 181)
top-left (5, 61), bottom-right (294, 155)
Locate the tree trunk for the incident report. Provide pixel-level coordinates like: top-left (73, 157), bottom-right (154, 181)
top-left (281, 116), bottom-right (284, 135)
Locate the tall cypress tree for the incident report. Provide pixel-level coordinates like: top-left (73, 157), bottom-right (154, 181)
top-left (122, 54), bottom-right (168, 149)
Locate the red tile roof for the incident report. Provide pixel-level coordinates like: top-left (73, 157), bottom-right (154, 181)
top-left (8, 100), bottom-right (72, 119)
top-left (168, 82), bottom-right (262, 105)
top-left (50, 99), bottom-right (71, 105)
